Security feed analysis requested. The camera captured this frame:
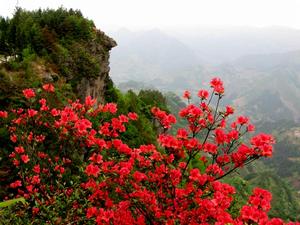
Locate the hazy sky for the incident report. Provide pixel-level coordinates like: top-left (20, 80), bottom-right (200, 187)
top-left (1, 0), bottom-right (300, 31)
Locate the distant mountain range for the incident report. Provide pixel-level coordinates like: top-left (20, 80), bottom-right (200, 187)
top-left (167, 26), bottom-right (300, 64)
top-left (109, 27), bottom-right (300, 123)
top-left (110, 28), bottom-right (198, 83)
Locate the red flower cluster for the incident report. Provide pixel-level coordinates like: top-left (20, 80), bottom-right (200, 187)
top-left (0, 110), bottom-right (8, 118)
top-left (22, 88), bottom-right (36, 99)
top-left (183, 90), bottom-right (191, 99)
top-left (197, 89), bottom-right (209, 99)
top-left (3, 80), bottom-right (298, 224)
top-left (151, 107), bottom-right (176, 129)
top-left (42, 83), bottom-right (55, 92)
top-left (210, 77), bottom-right (224, 94)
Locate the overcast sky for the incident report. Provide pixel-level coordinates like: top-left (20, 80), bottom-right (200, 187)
top-left (1, 0), bottom-right (300, 31)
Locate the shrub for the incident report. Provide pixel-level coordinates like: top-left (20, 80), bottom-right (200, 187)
top-left (0, 78), bottom-right (299, 224)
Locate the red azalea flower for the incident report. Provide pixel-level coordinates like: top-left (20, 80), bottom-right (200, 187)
top-left (10, 180), bottom-right (22, 188)
top-left (21, 154), bottom-right (30, 163)
top-left (0, 110), bottom-right (8, 118)
top-left (42, 83), bottom-right (55, 92)
top-left (183, 90), bottom-right (191, 99)
top-left (86, 207), bottom-right (98, 218)
top-left (210, 77), bottom-right (224, 94)
top-left (128, 112), bottom-right (138, 120)
top-left (32, 207), bottom-right (40, 215)
top-left (22, 88), bottom-right (36, 99)
top-left (197, 89), bottom-right (209, 99)
top-left (85, 164), bottom-right (100, 177)
top-left (85, 96), bottom-right (96, 107)
top-left (15, 146), bottom-right (25, 154)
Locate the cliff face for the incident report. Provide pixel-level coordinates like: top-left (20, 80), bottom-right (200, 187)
top-left (0, 8), bottom-right (117, 105)
top-left (76, 30), bottom-right (116, 103)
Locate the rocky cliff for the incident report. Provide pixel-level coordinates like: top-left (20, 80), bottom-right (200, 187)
top-left (76, 29), bottom-right (116, 103)
top-left (0, 8), bottom-right (116, 106)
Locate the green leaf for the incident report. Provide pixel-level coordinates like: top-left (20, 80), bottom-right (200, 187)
top-left (0, 197), bottom-right (26, 208)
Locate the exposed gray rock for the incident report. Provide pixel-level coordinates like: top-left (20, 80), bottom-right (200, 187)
top-left (76, 29), bottom-right (117, 103)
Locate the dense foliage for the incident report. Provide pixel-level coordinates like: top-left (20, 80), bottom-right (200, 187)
top-left (0, 7), bottom-right (115, 89)
top-left (0, 78), bottom-right (299, 224)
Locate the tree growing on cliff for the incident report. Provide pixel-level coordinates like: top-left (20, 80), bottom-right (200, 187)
top-left (0, 7), bottom-right (116, 99)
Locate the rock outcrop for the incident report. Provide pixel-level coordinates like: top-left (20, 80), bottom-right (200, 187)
top-left (0, 8), bottom-right (117, 105)
top-left (76, 29), bottom-right (117, 103)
